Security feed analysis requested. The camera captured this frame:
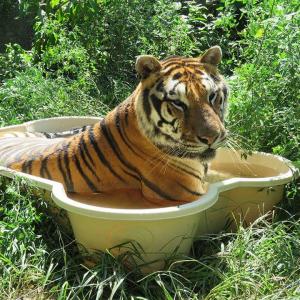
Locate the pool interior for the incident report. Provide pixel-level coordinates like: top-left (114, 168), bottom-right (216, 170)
top-left (209, 162), bottom-right (281, 178)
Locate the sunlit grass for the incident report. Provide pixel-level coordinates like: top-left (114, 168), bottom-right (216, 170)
top-left (0, 68), bottom-right (110, 126)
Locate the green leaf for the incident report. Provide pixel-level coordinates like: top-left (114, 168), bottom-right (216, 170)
top-left (255, 28), bottom-right (264, 38)
top-left (50, 0), bottom-right (60, 8)
top-left (293, 160), bottom-right (300, 169)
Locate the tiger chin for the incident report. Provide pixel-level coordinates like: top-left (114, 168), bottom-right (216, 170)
top-left (0, 46), bottom-right (229, 206)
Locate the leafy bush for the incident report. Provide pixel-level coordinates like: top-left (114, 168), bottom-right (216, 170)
top-left (182, 0), bottom-right (248, 72)
top-left (32, 1), bottom-right (194, 83)
top-left (34, 21), bottom-right (96, 84)
top-left (0, 43), bottom-right (32, 82)
top-left (228, 1), bottom-right (300, 161)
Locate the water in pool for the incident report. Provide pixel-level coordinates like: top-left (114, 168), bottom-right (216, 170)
top-left (68, 189), bottom-right (163, 209)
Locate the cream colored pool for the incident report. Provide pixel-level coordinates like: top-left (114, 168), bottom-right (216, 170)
top-left (0, 117), bottom-right (298, 272)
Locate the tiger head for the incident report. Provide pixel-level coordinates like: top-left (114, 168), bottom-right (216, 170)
top-left (135, 46), bottom-right (229, 161)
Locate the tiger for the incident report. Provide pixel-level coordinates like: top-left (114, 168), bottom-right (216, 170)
top-left (0, 46), bottom-right (229, 206)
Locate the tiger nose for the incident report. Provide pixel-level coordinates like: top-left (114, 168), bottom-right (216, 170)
top-left (197, 134), bottom-right (218, 146)
top-left (198, 130), bottom-right (227, 145)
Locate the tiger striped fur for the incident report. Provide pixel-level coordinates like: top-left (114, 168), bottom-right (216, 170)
top-left (0, 46), bottom-right (229, 205)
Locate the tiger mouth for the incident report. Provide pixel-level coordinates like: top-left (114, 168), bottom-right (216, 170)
top-left (155, 143), bottom-right (216, 161)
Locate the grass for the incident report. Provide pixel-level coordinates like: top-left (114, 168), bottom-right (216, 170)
top-left (0, 177), bottom-right (299, 299)
top-left (0, 67), bottom-right (110, 126)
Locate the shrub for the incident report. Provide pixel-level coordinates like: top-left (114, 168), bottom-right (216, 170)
top-left (182, 0), bottom-right (248, 73)
top-left (31, 0), bottom-right (195, 105)
top-left (227, 1), bottom-right (300, 161)
top-left (0, 44), bottom-right (32, 82)
top-left (34, 20), bottom-right (96, 85)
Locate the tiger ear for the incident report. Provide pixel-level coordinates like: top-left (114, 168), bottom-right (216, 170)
top-left (135, 55), bottom-right (161, 79)
top-left (200, 46), bottom-right (222, 66)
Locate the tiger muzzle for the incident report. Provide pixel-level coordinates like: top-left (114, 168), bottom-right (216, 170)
top-left (193, 106), bottom-right (226, 148)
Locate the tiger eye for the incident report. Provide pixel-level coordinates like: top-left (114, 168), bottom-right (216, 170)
top-left (171, 100), bottom-right (187, 111)
top-left (209, 92), bottom-right (217, 105)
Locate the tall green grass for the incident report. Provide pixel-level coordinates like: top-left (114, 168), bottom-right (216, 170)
top-left (0, 68), bottom-right (109, 126)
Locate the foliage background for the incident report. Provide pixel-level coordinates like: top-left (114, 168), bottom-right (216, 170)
top-left (0, 0), bottom-right (299, 299)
